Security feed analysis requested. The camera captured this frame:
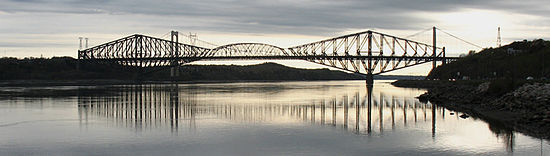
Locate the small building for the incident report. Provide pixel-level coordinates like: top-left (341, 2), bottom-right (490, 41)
top-left (507, 48), bottom-right (522, 55)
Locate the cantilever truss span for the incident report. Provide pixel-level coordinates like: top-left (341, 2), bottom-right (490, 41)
top-left (78, 30), bottom-right (457, 75)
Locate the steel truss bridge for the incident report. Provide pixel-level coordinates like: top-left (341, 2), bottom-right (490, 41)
top-left (78, 29), bottom-right (459, 80)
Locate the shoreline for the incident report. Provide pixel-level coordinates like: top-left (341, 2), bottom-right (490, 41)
top-left (0, 79), bottom-right (363, 98)
top-left (391, 80), bottom-right (550, 139)
top-left (0, 79), bottom-right (364, 87)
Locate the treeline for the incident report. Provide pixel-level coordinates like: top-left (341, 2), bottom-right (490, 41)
top-left (0, 57), bottom-right (364, 81)
top-left (0, 57), bottom-right (132, 80)
top-left (428, 39), bottom-right (550, 80)
top-left (155, 63), bottom-right (364, 81)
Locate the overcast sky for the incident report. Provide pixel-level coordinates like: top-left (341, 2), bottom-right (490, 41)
top-left (1, 0), bottom-right (549, 74)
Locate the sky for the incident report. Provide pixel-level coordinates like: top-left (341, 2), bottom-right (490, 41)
top-left (1, 0), bottom-right (550, 75)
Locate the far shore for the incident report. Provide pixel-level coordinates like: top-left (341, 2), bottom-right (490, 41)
top-left (0, 77), bottom-right (422, 87)
top-left (0, 79), bottom-right (367, 87)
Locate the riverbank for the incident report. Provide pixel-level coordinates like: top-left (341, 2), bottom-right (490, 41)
top-left (0, 79), bottom-right (362, 97)
top-left (0, 57), bottom-right (366, 81)
top-left (0, 79), bottom-right (366, 87)
top-left (392, 80), bottom-right (550, 139)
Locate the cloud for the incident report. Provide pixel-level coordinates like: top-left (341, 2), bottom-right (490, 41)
top-left (1, 0), bottom-right (549, 36)
top-left (1, 0), bottom-right (550, 59)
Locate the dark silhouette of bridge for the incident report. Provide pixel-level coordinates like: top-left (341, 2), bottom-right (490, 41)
top-left (78, 27), bottom-right (459, 82)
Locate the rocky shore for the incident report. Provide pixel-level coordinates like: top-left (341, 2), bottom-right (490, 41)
top-left (392, 80), bottom-right (550, 139)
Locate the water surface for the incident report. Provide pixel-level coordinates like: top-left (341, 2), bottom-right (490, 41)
top-left (0, 80), bottom-right (548, 155)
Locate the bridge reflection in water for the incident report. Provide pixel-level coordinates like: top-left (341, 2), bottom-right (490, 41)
top-left (77, 84), bottom-right (516, 152)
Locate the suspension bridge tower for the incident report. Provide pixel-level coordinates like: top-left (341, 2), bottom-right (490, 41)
top-left (170, 31), bottom-right (180, 78)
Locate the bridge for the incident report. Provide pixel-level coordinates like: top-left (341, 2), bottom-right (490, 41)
top-left (78, 27), bottom-right (459, 83)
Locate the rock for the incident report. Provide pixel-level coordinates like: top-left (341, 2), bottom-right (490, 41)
top-left (476, 82), bottom-right (490, 93)
top-left (459, 114), bottom-right (470, 119)
top-left (492, 83), bottom-right (550, 113)
top-left (417, 94), bottom-right (429, 103)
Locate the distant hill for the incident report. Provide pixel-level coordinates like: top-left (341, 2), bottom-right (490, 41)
top-left (0, 57), bottom-right (426, 81)
top-left (428, 39), bottom-right (550, 80)
top-left (158, 62), bottom-right (365, 81)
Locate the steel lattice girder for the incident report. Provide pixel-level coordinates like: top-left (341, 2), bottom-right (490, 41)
top-left (78, 30), bottom-right (455, 75)
top-left (78, 34), bottom-right (210, 67)
top-left (286, 30), bottom-right (448, 75)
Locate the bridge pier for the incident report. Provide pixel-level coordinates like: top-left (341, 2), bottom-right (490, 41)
top-left (76, 50), bottom-right (81, 72)
top-left (442, 47), bottom-right (446, 65)
top-left (366, 73), bottom-right (374, 87)
top-left (170, 65), bottom-right (179, 78)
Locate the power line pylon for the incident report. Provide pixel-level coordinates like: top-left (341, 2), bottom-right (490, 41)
top-left (497, 27), bottom-right (502, 47)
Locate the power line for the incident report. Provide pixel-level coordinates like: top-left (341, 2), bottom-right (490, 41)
top-left (159, 31), bottom-right (219, 48)
top-left (436, 28), bottom-right (483, 49)
top-left (159, 32), bottom-right (171, 39)
top-left (178, 32), bottom-right (218, 47)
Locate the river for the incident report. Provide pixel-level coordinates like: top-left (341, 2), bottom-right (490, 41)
top-left (0, 80), bottom-right (548, 155)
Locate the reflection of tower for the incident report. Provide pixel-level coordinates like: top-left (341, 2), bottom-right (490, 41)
top-left (432, 103), bottom-right (436, 138)
top-left (321, 100), bottom-right (325, 124)
top-left (403, 98), bottom-right (407, 126)
top-left (355, 92), bottom-right (360, 133)
top-left (391, 96), bottom-right (395, 130)
top-left (413, 101), bottom-right (417, 123)
top-left (343, 95), bottom-right (348, 128)
top-left (77, 85), bottom-right (198, 133)
top-left (169, 84), bottom-right (179, 134)
top-left (332, 99), bottom-right (336, 126)
top-left (379, 93), bottom-right (383, 134)
top-left (311, 103), bottom-right (315, 123)
top-left (367, 85), bottom-right (372, 134)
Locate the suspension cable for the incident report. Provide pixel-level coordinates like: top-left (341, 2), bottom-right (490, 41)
top-left (436, 28), bottom-right (483, 49)
top-left (405, 28), bottom-right (433, 38)
top-left (158, 32), bottom-right (171, 40)
top-left (178, 32), bottom-right (219, 47)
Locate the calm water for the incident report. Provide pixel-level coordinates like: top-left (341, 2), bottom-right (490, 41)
top-left (0, 80), bottom-right (548, 156)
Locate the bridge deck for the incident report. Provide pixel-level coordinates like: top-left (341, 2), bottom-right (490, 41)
top-left (85, 55), bottom-right (459, 61)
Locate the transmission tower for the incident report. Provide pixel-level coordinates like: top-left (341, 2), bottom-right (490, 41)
top-left (78, 37), bottom-right (83, 50)
top-left (78, 37), bottom-right (90, 50)
top-left (189, 32), bottom-right (197, 46)
top-left (497, 27), bottom-right (502, 47)
top-left (85, 38), bottom-right (89, 49)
